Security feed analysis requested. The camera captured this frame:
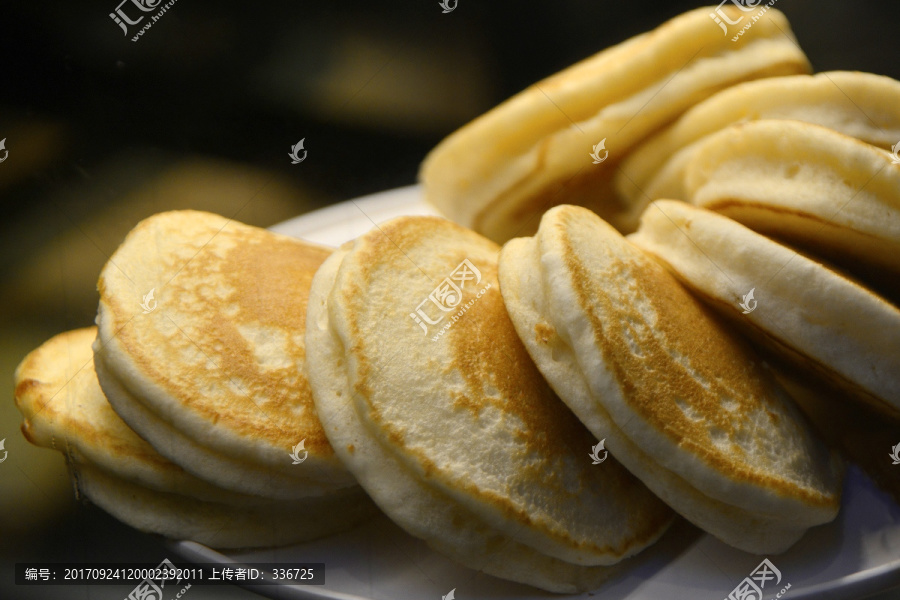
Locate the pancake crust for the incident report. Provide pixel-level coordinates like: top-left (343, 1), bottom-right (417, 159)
top-left (500, 204), bottom-right (842, 553)
top-left (617, 71), bottom-right (900, 205)
top-left (95, 210), bottom-right (354, 498)
top-left (421, 6), bottom-right (809, 242)
top-left (630, 200), bottom-right (900, 418)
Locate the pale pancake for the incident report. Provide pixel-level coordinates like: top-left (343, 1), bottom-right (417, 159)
top-left (16, 328), bottom-right (263, 505)
top-left (74, 461), bottom-right (374, 549)
top-left (617, 71), bottom-right (900, 206)
top-left (682, 120), bottom-right (900, 274)
top-left (306, 219), bottom-right (673, 591)
top-left (421, 6), bottom-right (809, 243)
top-left (630, 200), bottom-right (900, 418)
top-left (94, 210), bottom-right (355, 499)
top-left (500, 204), bottom-right (842, 553)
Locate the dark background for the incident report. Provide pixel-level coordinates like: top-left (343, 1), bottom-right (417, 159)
top-left (1, 1), bottom-right (899, 598)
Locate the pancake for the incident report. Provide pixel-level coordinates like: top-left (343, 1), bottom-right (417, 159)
top-left (306, 217), bottom-right (674, 592)
top-left (73, 461), bottom-right (373, 549)
top-left (420, 6), bottom-right (809, 243)
top-left (499, 204), bottom-right (842, 553)
top-left (94, 210), bottom-right (355, 500)
top-left (630, 200), bottom-right (900, 419)
top-left (617, 71), bottom-right (900, 206)
top-left (682, 120), bottom-right (900, 275)
top-left (16, 328), bottom-right (262, 505)
top-left (14, 328), bottom-right (377, 547)
top-left (770, 368), bottom-right (900, 507)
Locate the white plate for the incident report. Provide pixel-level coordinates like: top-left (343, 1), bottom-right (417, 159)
top-left (170, 186), bottom-right (900, 600)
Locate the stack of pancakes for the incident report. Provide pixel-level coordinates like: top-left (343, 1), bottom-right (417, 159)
top-left (421, 5), bottom-right (811, 241)
top-left (15, 211), bottom-right (376, 549)
top-left (418, 2), bottom-right (898, 588)
top-left (305, 216), bottom-right (673, 592)
top-left (13, 5), bottom-right (900, 594)
top-left (499, 205), bottom-right (843, 555)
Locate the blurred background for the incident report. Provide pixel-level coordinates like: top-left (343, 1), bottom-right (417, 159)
top-left (1, 0), bottom-right (899, 598)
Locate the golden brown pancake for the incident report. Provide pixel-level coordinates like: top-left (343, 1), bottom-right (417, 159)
top-left (16, 327), bottom-right (262, 504)
top-left (94, 210), bottom-right (356, 499)
top-left (14, 327), bottom-right (376, 548)
top-left (500, 204), bottom-right (843, 553)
